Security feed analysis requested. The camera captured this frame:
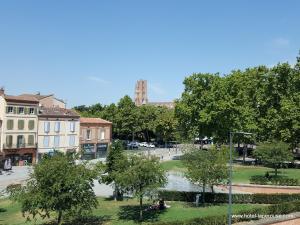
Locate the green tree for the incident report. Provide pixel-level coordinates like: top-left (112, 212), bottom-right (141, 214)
top-left (155, 107), bottom-right (178, 143)
top-left (183, 147), bottom-right (228, 205)
top-left (101, 140), bottom-right (128, 200)
top-left (9, 152), bottom-right (98, 225)
top-left (116, 95), bottom-right (140, 140)
top-left (253, 142), bottom-right (293, 177)
top-left (117, 155), bottom-right (166, 221)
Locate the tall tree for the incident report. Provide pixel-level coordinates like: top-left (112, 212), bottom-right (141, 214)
top-left (183, 147), bottom-right (228, 205)
top-left (116, 155), bottom-right (166, 221)
top-left (101, 140), bottom-right (128, 200)
top-left (253, 142), bottom-right (293, 177)
top-left (9, 152), bottom-right (98, 225)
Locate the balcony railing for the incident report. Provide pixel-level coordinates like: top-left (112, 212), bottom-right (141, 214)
top-left (3, 143), bottom-right (37, 149)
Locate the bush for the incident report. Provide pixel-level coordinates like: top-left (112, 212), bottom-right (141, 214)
top-left (158, 190), bottom-right (300, 204)
top-left (153, 201), bottom-right (300, 225)
top-left (250, 175), bottom-right (299, 186)
top-left (250, 175), bottom-right (269, 185)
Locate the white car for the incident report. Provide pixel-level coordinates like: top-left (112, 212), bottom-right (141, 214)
top-left (139, 142), bottom-right (148, 147)
top-left (148, 143), bottom-right (155, 148)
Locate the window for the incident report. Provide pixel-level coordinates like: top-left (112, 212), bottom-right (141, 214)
top-left (7, 120), bottom-right (14, 130)
top-left (29, 108), bottom-right (35, 114)
top-left (7, 106), bottom-right (14, 114)
top-left (28, 120), bottom-right (35, 130)
top-left (54, 121), bottom-right (60, 133)
top-left (18, 120), bottom-right (24, 130)
top-left (54, 136), bottom-right (60, 147)
top-left (17, 135), bottom-right (25, 148)
top-left (69, 135), bottom-right (76, 146)
top-left (100, 128), bottom-right (105, 140)
top-left (69, 121), bottom-right (75, 132)
top-left (18, 107), bottom-right (24, 114)
top-left (28, 135), bottom-right (34, 146)
top-left (6, 135), bottom-right (13, 147)
top-left (43, 136), bottom-right (50, 147)
top-left (44, 121), bottom-right (50, 133)
top-left (86, 130), bottom-right (91, 140)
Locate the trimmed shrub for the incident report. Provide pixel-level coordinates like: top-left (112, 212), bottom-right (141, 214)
top-left (250, 175), bottom-right (299, 186)
top-left (158, 190), bottom-right (300, 204)
top-left (152, 201), bottom-right (300, 225)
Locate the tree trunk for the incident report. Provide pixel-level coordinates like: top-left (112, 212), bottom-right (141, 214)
top-left (243, 144), bottom-right (246, 164)
top-left (57, 210), bottom-right (63, 225)
top-left (211, 185), bottom-right (214, 194)
top-left (139, 195), bottom-right (143, 221)
top-left (202, 183), bottom-right (205, 206)
top-left (275, 167), bottom-right (278, 177)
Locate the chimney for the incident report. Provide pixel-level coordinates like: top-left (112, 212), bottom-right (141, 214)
top-left (0, 87), bottom-right (4, 96)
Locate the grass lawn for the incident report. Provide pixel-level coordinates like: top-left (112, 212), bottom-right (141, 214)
top-left (161, 160), bottom-right (187, 172)
top-left (232, 165), bottom-right (300, 184)
top-left (161, 160), bottom-right (300, 184)
top-left (0, 197), bottom-right (266, 225)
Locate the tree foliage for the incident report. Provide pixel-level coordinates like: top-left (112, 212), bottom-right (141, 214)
top-left (183, 146), bottom-right (228, 204)
top-left (176, 56), bottom-right (300, 147)
top-left (253, 142), bottom-right (293, 177)
top-left (116, 155), bottom-right (166, 221)
top-left (9, 152), bottom-right (98, 225)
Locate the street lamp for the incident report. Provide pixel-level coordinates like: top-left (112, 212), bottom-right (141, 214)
top-left (228, 131), bottom-right (253, 225)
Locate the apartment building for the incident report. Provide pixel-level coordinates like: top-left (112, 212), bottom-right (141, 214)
top-left (37, 107), bottom-right (80, 160)
top-left (80, 117), bottom-right (112, 160)
top-left (0, 89), bottom-right (39, 165)
top-left (19, 93), bottom-right (66, 108)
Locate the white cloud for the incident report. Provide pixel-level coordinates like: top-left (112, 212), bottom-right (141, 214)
top-left (149, 83), bottom-right (166, 96)
top-left (87, 76), bottom-right (110, 84)
top-left (270, 38), bottom-right (290, 48)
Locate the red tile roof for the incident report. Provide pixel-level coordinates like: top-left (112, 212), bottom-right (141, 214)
top-left (39, 107), bottom-right (80, 118)
top-left (4, 95), bottom-right (39, 103)
top-left (80, 117), bottom-right (112, 124)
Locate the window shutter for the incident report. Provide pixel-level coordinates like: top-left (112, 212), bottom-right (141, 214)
top-left (7, 120), bottom-right (13, 130)
top-left (24, 107), bottom-right (29, 114)
top-left (13, 107), bottom-right (17, 114)
top-left (6, 107), bottom-right (8, 113)
top-left (28, 120), bottom-right (34, 130)
top-left (18, 120), bottom-right (24, 130)
top-left (28, 135), bottom-right (34, 145)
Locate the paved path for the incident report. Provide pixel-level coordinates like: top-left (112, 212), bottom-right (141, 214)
top-left (230, 185), bottom-right (300, 194)
top-left (235, 212), bottom-right (300, 225)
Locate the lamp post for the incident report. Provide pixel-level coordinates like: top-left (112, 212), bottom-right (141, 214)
top-left (228, 131), bottom-right (253, 225)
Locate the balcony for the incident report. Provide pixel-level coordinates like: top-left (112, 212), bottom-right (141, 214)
top-left (3, 143), bottom-right (37, 149)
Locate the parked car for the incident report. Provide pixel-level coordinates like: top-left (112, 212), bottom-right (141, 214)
top-left (148, 143), bottom-right (155, 148)
top-left (127, 141), bottom-right (139, 149)
top-left (139, 142), bottom-right (148, 147)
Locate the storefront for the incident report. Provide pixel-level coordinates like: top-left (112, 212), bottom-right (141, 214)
top-left (4, 148), bottom-right (36, 166)
top-left (96, 143), bottom-right (108, 158)
top-left (81, 143), bottom-right (95, 160)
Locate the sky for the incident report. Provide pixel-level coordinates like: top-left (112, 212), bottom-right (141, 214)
top-left (0, 0), bottom-right (299, 107)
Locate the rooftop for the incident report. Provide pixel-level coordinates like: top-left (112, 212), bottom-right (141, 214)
top-left (80, 117), bottom-right (112, 124)
top-left (4, 95), bottom-right (39, 104)
top-left (39, 107), bottom-right (79, 118)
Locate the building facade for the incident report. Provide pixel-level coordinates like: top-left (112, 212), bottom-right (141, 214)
top-left (19, 93), bottom-right (66, 108)
top-left (80, 117), bottom-right (112, 160)
top-left (134, 80), bottom-right (148, 106)
top-left (0, 90), bottom-right (39, 165)
top-left (37, 107), bottom-right (80, 160)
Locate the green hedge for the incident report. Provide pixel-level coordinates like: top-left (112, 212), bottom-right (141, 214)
top-left (250, 175), bottom-right (299, 186)
top-left (158, 190), bottom-right (300, 204)
top-left (153, 201), bottom-right (300, 225)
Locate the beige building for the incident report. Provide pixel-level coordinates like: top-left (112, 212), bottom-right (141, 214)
top-left (0, 89), bottom-right (39, 165)
top-left (19, 93), bottom-right (66, 108)
top-left (80, 117), bottom-right (112, 160)
top-left (37, 107), bottom-right (80, 160)
top-left (134, 80), bottom-right (148, 106)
